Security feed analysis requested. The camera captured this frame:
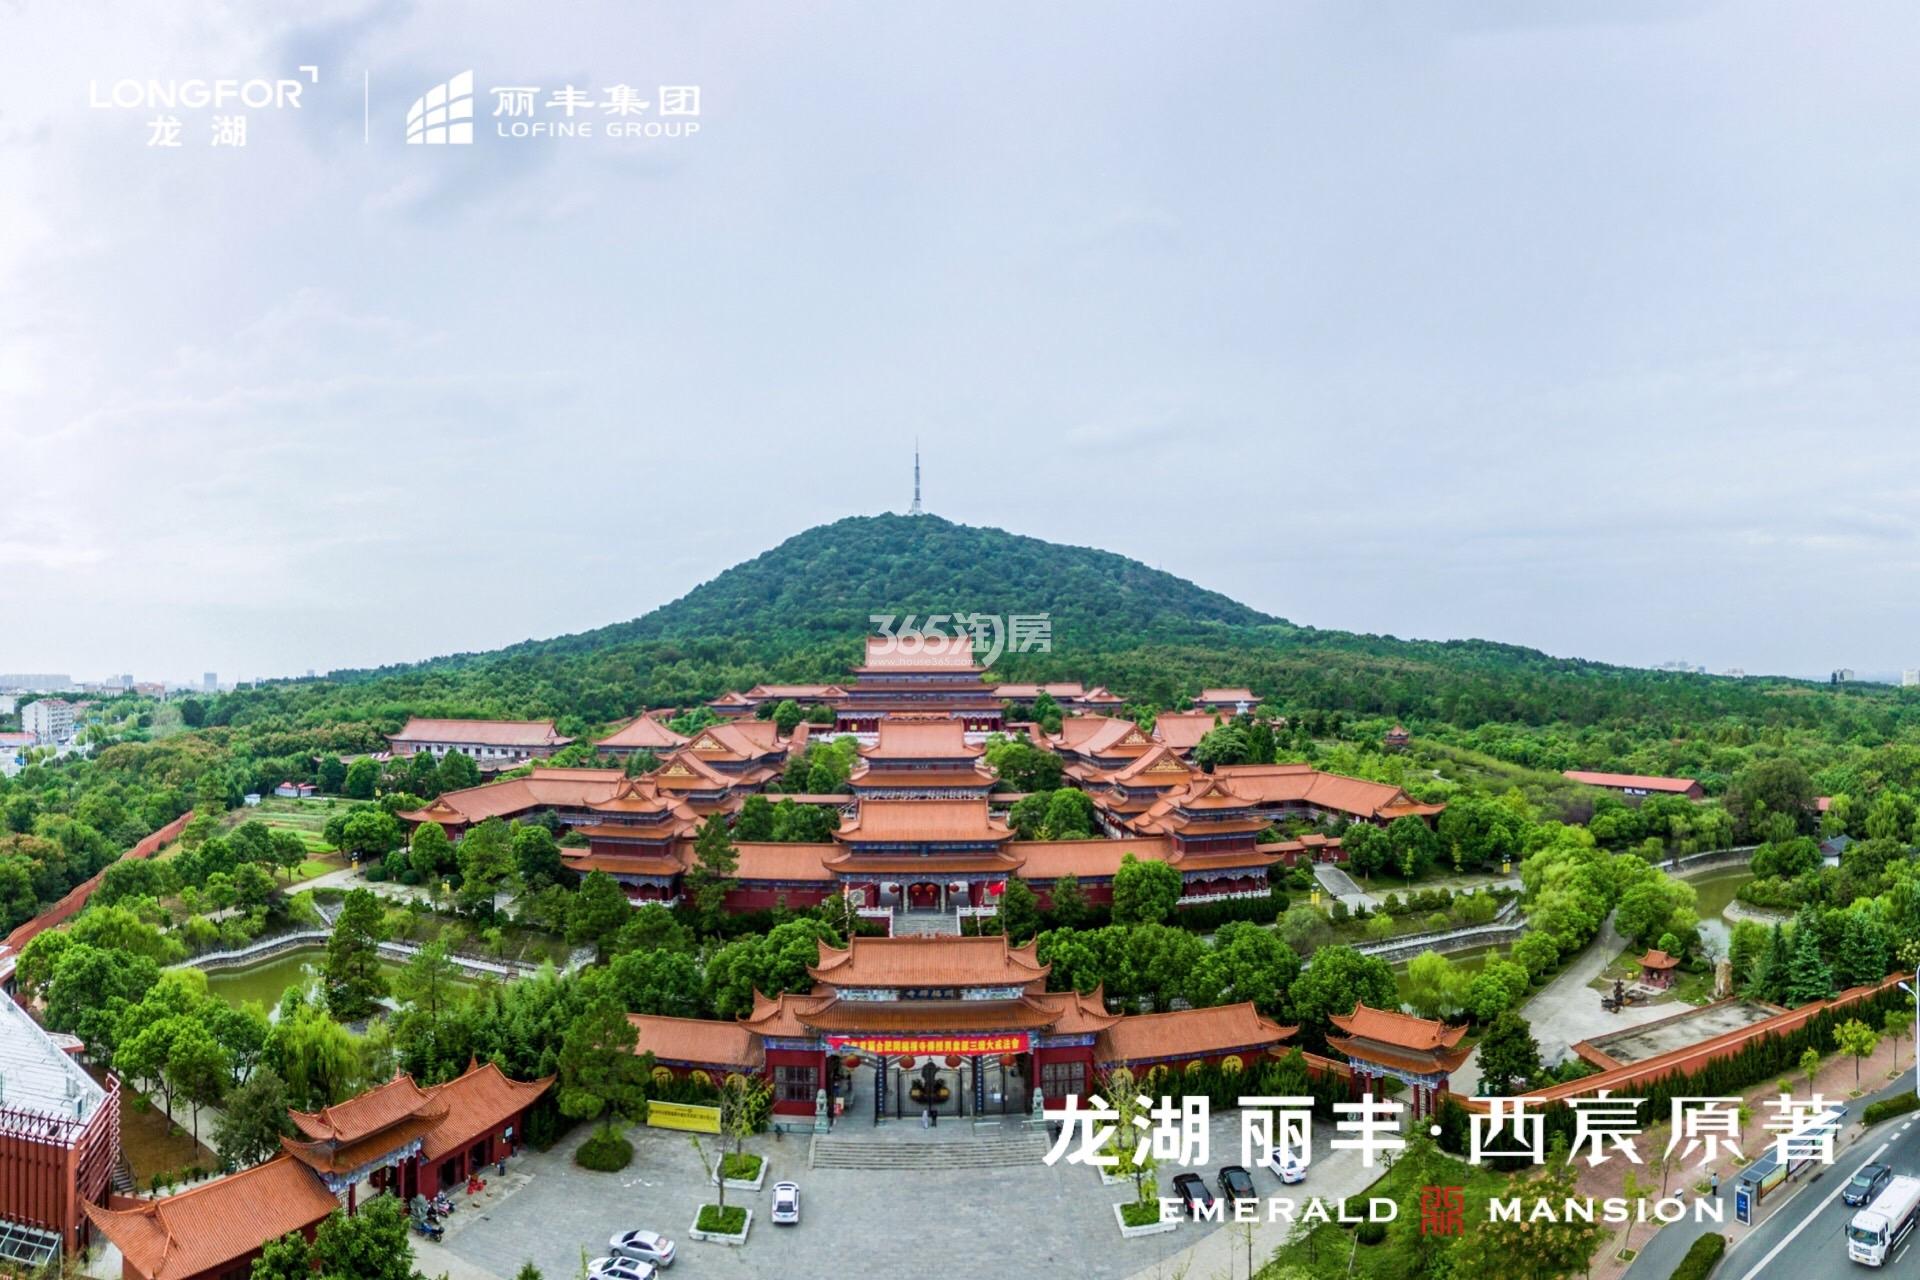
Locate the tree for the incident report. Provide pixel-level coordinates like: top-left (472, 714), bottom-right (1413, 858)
top-left (456, 817), bottom-right (519, 917)
top-left (324, 888), bottom-right (388, 1020)
top-left (1464, 958), bottom-right (1531, 1023)
top-left (510, 821), bottom-right (568, 890)
top-left (166, 1019), bottom-right (232, 1145)
top-left (567, 871), bottom-right (633, 954)
top-left (685, 815), bottom-right (738, 930)
top-left (1288, 946), bottom-right (1397, 1041)
top-left (997, 876), bottom-right (1041, 943)
top-left (557, 1000), bottom-right (649, 1143)
top-left (1188, 921), bottom-right (1300, 1017)
top-left (215, 1068), bottom-right (293, 1169)
top-left (1042, 789), bottom-right (1096, 839)
top-left (267, 997), bottom-right (364, 1111)
top-left (1837, 1018), bottom-right (1879, 1089)
top-left (308, 1194), bottom-right (420, 1280)
top-left (1799, 1046), bottom-right (1821, 1097)
top-left (317, 755), bottom-right (348, 794)
top-left (771, 699), bottom-right (804, 735)
top-left (1725, 757), bottom-right (1815, 838)
top-left (392, 940), bottom-right (462, 1019)
top-left (1783, 919), bottom-right (1836, 1006)
top-left (1193, 725), bottom-right (1252, 770)
top-left (1403, 951), bottom-right (1469, 1020)
top-left (1477, 1010), bottom-right (1542, 1096)
top-left (1049, 874), bottom-right (1090, 928)
top-left (733, 795), bottom-right (775, 842)
top-left (1111, 853), bottom-right (1182, 926)
top-left (1887, 1009), bottom-right (1914, 1074)
top-left (251, 1231), bottom-right (314, 1280)
top-left (408, 821), bottom-right (455, 882)
top-left (1386, 816), bottom-right (1441, 881)
top-left (1614, 877), bottom-right (1697, 950)
top-left (435, 750), bottom-right (480, 793)
top-left (342, 757), bottom-right (379, 800)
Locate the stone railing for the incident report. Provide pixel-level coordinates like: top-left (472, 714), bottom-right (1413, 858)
top-left (1665, 845), bottom-right (1759, 876)
top-left (175, 929), bottom-right (571, 979)
top-left (1356, 920), bottom-right (1528, 964)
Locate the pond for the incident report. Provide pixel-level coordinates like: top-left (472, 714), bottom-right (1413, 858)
top-left (200, 946), bottom-right (479, 1010)
top-left (1391, 943), bottom-right (1505, 1006)
top-left (1684, 868), bottom-right (1756, 954)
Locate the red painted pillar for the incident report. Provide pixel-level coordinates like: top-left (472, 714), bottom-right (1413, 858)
top-left (347, 1180), bottom-right (358, 1217)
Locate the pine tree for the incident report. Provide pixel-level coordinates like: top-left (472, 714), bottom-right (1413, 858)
top-left (1751, 922), bottom-right (1791, 1002)
top-left (1783, 923), bottom-right (1836, 1006)
top-left (1838, 914), bottom-right (1888, 989)
top-left (686, 814), bottom-right (739, 929)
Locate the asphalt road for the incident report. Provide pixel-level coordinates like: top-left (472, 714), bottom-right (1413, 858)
top-left (1628, 1068), bottom-right (1920, 1279)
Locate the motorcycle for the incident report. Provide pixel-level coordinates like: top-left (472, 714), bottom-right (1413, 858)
top-left (411, 1219), bottom-right (444, 1242)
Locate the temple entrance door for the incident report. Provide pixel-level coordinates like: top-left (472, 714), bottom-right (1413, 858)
top-left (905, 881), bottom-right (942, 912)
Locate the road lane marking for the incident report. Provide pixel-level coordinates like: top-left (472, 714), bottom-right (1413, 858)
top-left (1737, 1140), bottom-right (1890, 1280)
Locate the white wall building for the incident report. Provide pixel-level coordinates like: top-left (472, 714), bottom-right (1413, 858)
top-left (22, 698), bottom-right (77, 744)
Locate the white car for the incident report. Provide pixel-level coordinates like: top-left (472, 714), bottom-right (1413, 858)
top-left (1261, 1149), bottom-right (1308, 1184)
top-left (586, 1259), bottom-right (657, 1280)
top-left (608, 1230), bottom-right (676, 1267)
top-left (771, 1180), bottom-right (801, 1225)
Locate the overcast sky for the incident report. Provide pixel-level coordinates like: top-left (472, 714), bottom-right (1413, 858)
top-left (4, 1), bottom-right (1918, 685)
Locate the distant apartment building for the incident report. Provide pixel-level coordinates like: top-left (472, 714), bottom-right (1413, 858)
top-left (22, 698), bottom-right (76, 744)
top-left (1832, 668), bottom-right (1857, 684)
top-left (0, 695), bottom-right (14, 716)
top-left (1904, 670), bottom-right (1920, 688)
top-left (203, 672), bottom-right (218, 692)
top-left (0, 674), bottom-right (73, 692)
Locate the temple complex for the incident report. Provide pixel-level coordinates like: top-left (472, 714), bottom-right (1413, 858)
top-left (627, 934), bottom-right (1297, 1121)
top-left (397, 635), bottom-right (1440, 922)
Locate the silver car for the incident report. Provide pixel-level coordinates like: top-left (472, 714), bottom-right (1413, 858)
top-left (771, 1180), bottom-right (801, 1225)
top-left (608, 1230), bottom-right (676, 1267)
top-left (586, 1259), bottom-right (656, 1280)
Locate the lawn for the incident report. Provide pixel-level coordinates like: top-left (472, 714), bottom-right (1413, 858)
top-left (220, 796), bottom-right (347, 855)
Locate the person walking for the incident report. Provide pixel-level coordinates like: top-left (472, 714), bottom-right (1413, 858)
top-left (1710, 1171), bottom-right (1720, 1197)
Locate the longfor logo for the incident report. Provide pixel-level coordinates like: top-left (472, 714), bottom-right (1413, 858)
top-left (406, 71), bottom-right (473, 144)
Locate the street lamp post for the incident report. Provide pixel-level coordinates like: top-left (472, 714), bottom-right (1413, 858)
top-left (1900, 968), bottom-right (1919, 1099)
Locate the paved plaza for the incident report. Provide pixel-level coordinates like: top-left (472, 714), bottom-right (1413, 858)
top-left (442, 1109), bottom-right (1377, 1280)
top-left (1581, 997), bottom-right (1777, 1064)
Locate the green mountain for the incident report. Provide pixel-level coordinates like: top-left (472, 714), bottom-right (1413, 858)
top-left (278, 514), bottom-right (1884, 742)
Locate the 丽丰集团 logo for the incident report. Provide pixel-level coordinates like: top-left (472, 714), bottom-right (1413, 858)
top-left (407, 71), bottom-right (473, 144)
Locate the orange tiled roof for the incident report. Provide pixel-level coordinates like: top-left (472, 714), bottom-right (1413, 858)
top-left (421, 1061), bottom-right (554, 1162)
top-left (991, 682), bottom-right (1087, 700)
top-left (389, 717), bottom-right (569, 748)
top-left (289, 1074), bottom-right (443, 1145)
top-left (595, 713), bottom-right (689, 751)
top-left (650, 751), bottom-right (738, 788)
top-left (1103, 744), bottom-right (1198, 785)
top-left (857, 636), bottom-right (983, 672)
top-left (628, 1014), bottom-right (766, 1070)
top-left (1329, 1003), bottom-right (1467, 1051)
top-left (559, 849), bottom-right (690, 877)
top-left (397, 767), bottom-right (628, 826)
top-left (851, 766), bottom-right (996, 789)
top-left (1196, 688), bottom-right (1258, 703)
top-left (808, 935), bottom-right (1048, 988)
top-left (1562, 771), bottom-right (1701, 794)
top-left (1205, 763), bottom-right (1435, 822)
top-left (859, 719), bottom-right (983, 760)
top-left (733, 842), bottom-right (837, 881)
top-left (82, 1156), bottom-right (340, 1280)
top-left (1639, 949), bottom-right (1681, 970)
top-left (740, 990), bottom-right (834, 1037)
top-left (836, 798), bottom-right (1011, 843)
top-left (1326, 1034), bottom-right (1473, 1076)
top-left (1011, 838), bottom-right (1172, 880)
top-left (1154, 711), bottom-right (1220, 750)
top-left (1096, 1003), bottom-right (1295, 1065)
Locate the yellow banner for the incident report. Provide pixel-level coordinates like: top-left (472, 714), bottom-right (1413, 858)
top-left (647, 1100), bottom-right (722, 1133)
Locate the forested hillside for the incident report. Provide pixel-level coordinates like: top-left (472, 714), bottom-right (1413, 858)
top-left (206, 514), bottom-right (1918, 754)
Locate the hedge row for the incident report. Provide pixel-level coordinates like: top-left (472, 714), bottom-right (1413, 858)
top-left (1862, 1092), bottom-right (1920, 1126)
top-left (1668, 1231), bottom-right (1725, 1280)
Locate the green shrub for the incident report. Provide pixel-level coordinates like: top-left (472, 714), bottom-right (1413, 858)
top-left (1863, 1093), bottom-right (1920, 1126)
top-left (719, 1152), bottom-right (763, 1181)
top-left (1118, 1200), bottom-right (1163, 1228)
top-left (696, 1204), bottom-right (747, 1234)
top-left (574, 1131), bottom-right (633, 1172)
top-left (1356, 1220), bottom-right (1387, 1246)
top-left (1669, 1231), bottom-right (1725, 1280)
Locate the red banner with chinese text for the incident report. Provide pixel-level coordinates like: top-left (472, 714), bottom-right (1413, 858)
top-left (823, 1033), bottom-right (1031, 1056)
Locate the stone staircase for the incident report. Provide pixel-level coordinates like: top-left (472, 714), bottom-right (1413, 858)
top-left (111, 1152), bottom-right (136, 1196)
top-left (808, 1130), bottom-right (1049, 1170)
top-left (891, 911), bottom-right (960, 938)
